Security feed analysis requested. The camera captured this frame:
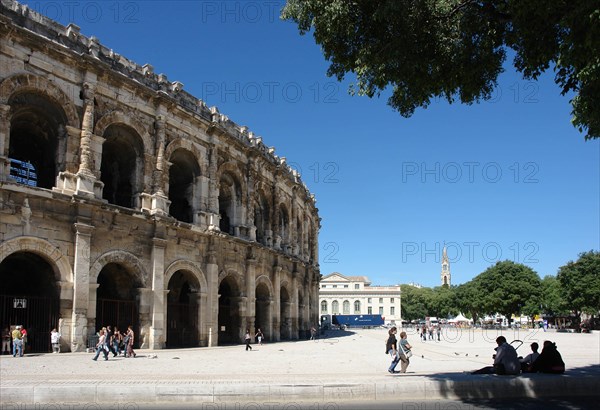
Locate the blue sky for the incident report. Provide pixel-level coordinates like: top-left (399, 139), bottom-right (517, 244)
top-left (22, 0), bottom-right (600, 287)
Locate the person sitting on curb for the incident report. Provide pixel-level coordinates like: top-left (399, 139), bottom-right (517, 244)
top-left (472, 336), bottom-right (520, 375)
top-left (530, 340), bottom-right (565, 374)
top-left (519, 342), bottom-right (540, 372)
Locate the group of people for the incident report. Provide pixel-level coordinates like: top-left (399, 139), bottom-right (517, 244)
top-left (472, 336), bottom-right (565, 375)
top-left (420, 324), bottom-right (441, 342)
top-left (1, 325), bottom-right (28, 357)
top-left (92, 325), bottom-right (136, 361)
top-left (386, 326), bottom-right (412, 374)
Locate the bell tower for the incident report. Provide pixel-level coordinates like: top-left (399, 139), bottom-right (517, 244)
top-left (441, 244), bottom-right (451, 286)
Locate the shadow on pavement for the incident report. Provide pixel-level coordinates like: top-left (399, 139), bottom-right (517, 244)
top-left (423, 363), bottom-right (600, 401)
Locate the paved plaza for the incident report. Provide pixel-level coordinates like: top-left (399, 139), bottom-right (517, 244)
top-left (0, 328), bottom-right (599, 408)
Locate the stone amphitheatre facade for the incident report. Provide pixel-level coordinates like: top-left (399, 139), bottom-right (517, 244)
top-left (0, 1), bottom-right (321, 352)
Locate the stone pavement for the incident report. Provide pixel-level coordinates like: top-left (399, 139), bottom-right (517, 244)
top-left (0, 328), bottom-right (599, 407)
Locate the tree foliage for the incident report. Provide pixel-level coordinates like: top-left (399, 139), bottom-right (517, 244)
top-left (282, 0), bottom-right (600, 139)
top-left (557, 250), bottom-right (600, 316)
top-left (467, 260), bottom-right (542, 321)
top-left (540, 275), bottom-right (570, 317)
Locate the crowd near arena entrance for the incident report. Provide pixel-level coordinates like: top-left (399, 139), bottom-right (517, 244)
top-left (166, 270), bottom-right (200, 348)
top-left (95, 263), bottom-right (140, 347)
top-left (0, 252), bottom-right (59, 353)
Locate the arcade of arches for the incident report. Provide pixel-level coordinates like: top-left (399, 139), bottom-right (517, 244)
top-left (0, 3), bottom-right (321, 353)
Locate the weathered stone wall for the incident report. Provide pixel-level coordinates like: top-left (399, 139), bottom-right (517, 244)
top-left (0, 0), bottom-right (320, 351)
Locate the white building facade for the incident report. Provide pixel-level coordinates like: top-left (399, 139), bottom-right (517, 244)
top-left (318, 273), bottom-right (402, 324)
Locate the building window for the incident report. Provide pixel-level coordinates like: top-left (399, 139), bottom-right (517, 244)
top-left (344, 285), bottom-right (348, 288)
top-left (391, 298), bottom-right (394, 303)
top-left (354, 300), bottom-right (360, 313)
top-left (379, 307), bottom-right (384, 315)
top-left (368, 307), bottom-right (372, 314)
top-left (333, 285), bottom-right (337, 288)
top-left (321, 285), bottom-right (326, 288)
top-left (390, 306), bottom-right (395, 316)
top-left (343, 300), bottom-right (350, 314)
top-left (354, 284), bottom-right (359, 289)
top-left (379, 298), bottom-right (383, 303)
top-left (321, 300), bottom-right (328, 313)
top-left (332, 300), bottom-right (339, 314)
top-left (368, 298), bottom-right (372, 303)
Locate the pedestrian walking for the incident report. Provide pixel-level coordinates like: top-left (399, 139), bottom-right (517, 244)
top-left (386, 326), bottom-right (400, 374)
top-left (2, 327), bottom-right (11, 355)
top-left (255, 328), bottom-right (264, 345)
top-left (421, 324), bottom-right (427, 342)
top-left (436, 325), bottom-right (441, 342)
top-left (50, 328), bottom-right (61, 353)
top-left (310, 326), bottom-right (317, 340)
top-left (112, 327), bottom-right (122, 357)
top-left (398, 331), bottom-right (413, 373)
top-left (92, 329), bottom-right (109, 361)
top-left (245, 329), bottom-right (252, 351)
top-left (124, 325), bottom-right (136, 358)
top-left (11, 326), bottom-right (23, 357)
top-left (20, 326), bottom-right (27, 354)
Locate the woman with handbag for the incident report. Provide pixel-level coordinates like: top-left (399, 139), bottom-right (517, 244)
top-left (398, 331), bottom-right (413, 373)
top-left (386, 327), bottom-right (400, 374)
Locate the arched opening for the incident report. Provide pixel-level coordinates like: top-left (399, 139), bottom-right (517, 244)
top-left (354, 300), bottom-right (361, 314)
top-left (254, 193), bottom-right (271, 245)
top-left (8, 92), bottom-right (68, 189)
top-left (166, 270), bottom-right (200, 348)
top-left (168, 149), bottom-right (200, 223)
top-left (100, 124), bottom-right (143, 208)
top-left (218, 173), bottom-right (240, 235)
top-left (0, 252), bottom-right (60, 352)
top-left (255, 282), bottom-right (271, 341)
top-left (332, 300), bottom-right (339, 315)
top-left (279, 205), bottom-right (289, 245)
top-left (280, 286), bottom-right (291, 340)
top-left (320, 300), bottom-right (327, 314)
top-left (96, 263), bottom-right (141, 347)
top-left (343, 300), bottom-right (350, 314)
top-left (218, 275), bottom-right (242, 345)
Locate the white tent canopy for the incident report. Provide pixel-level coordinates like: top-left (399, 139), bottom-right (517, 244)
top-left (449, 313), bottom-right (472, 323)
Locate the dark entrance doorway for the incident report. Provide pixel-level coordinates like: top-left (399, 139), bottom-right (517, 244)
top-left (166, 270), bottom-right (200, 348)
top-left (218, 276), bottom-right (241, 345)
top-left (280, 286), bottom-right (290, 340)
top-left (0, 252), bottom-right (60, 353)
top-left (255, 282), bottom-right (270, 341)
top-left (96, 263), bottom-right (140, 347)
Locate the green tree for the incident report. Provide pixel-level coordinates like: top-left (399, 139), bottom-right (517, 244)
top-left (472, 260), bottom-right (542, 324)
top-left (282, 0), bottom-right (600, 139)
top-left (557, 250), bottom-right (600, 320)
top-left (428, 286), bottom-right (459, 318)
top-left (400, 285), bottom-right (429, 321)
top-left (455, 280), bottom-right (486, 324)
top-left (540, 275), bottom-right (569, 317)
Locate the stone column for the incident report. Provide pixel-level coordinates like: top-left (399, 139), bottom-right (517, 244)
top-left (72, 222), bottom-right (94, 351)
top-left (272, 179), bottom-right (281, 250)
top-left (56, 281), bottom-right (74, 352)
top-left (266, 298), bottom-right (273, 341)
top-left (205, 242), bottom-right (219, 345)
top-left (147, 115), bottom-right (170, 215)
top-left (0, 104), bottom-right (11, 181)
top-left (197, 291), bottom-right (209, 347)
top-left (245, 253), bottom-right (257, 336)
top-left (149, 238), bottom-right (167, 349)
top-left (207, 146), bottom-right (220, 230)
top-left (272, 265), bottom-right (281, 341)
top-left (74, 81), bottom-right (103, 198)
top-left (291, 271), bottom-right (299, 339)
top-left (136, 288), bottom-right (153, 349)
top-left (87, 283), bottom-right (100, 338)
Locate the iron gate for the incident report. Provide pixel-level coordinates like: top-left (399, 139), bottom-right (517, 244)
top-left (96, 298), bottom-right (139, 348)
top-left (0, 294), bottom-right (59, 353)
top-left (167, 302), bottom-right (198, 348)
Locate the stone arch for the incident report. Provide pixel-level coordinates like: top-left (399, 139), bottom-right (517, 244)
top-left (218, 269), bottom-right (244, 344)
top-left (164, 138), bottom-right (207, 176)
top-left (255, 274), bottom-right (274, 297)
top-left (0, 236), bottom-right (72, 283)
top-left (164, 259), bottom-right (208, 293)
top-left (94, 110), bottom-right (152, 155)
top-left (89, 250), bottom-right (147, 287)
top-left (217, 161), bottom-right (247, 203)
top-left (166, 146), bottom-right (202, 223)
top-left (0, 73), bottom-right (79, 127)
